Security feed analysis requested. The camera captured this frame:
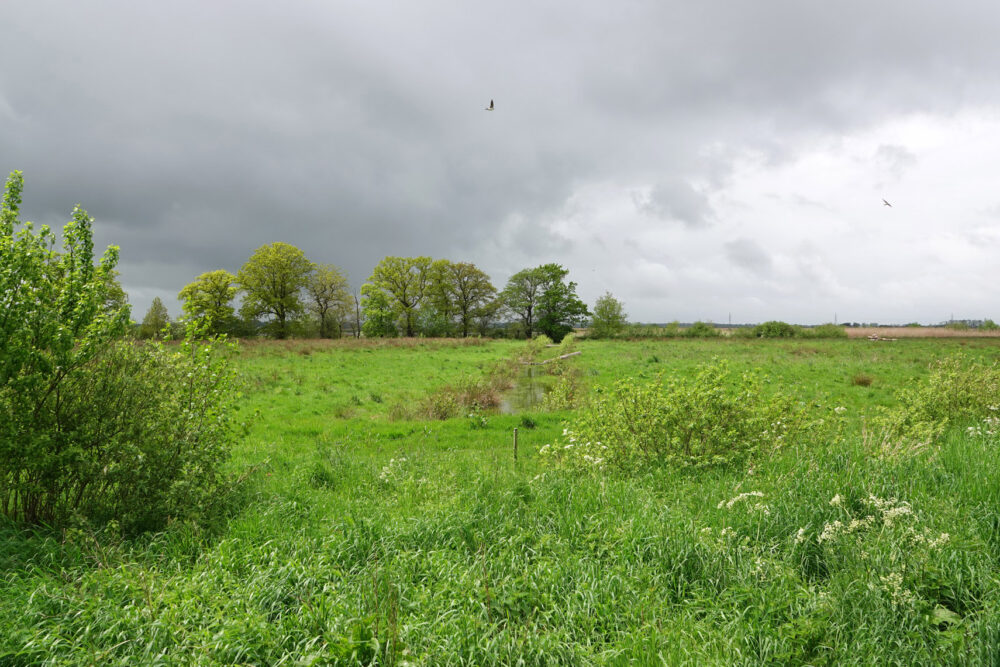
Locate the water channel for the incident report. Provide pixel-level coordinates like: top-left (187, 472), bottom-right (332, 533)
top-left (499, 365), bottom-right (549, 414)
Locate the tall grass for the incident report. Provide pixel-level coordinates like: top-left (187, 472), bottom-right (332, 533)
top-left (3, 338), bottom-right (1000, 664)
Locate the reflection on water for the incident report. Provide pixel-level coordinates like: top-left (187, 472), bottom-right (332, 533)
top-left (500, 365), bottom-right (547, 414)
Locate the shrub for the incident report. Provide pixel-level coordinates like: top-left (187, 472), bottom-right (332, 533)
top-left (981, 319), bottom-right (999, 331)
top-left (753, 321), bottom-right (801, 338)
top-left (541, 360), bottom-right (802, 470)
top-left (0, 171), bottom-right (240, 532)
top-left (684, 321), bottom-right (721, 338)
top-left (869, 357), bottom-right (1000, 457)
top-left (808, 323), bottom-right (848, 339)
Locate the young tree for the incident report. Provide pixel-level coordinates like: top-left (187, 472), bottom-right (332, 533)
top-left (178, 269), bottom-right (237, 336)
top-left (366, 256), bottom-right (432, 337)
top-left (360, 283), bottom-right (397, 337)
top-left (138, 296), bottom-right (171, 339)
top-left (307, 263), bottom-right (352, 338)
top-left (237, 242), bottom-right (314, 339)
top-left (590, 292), bottom-right (628, 338)
top-left (500, 263), bottom-right (588, 341)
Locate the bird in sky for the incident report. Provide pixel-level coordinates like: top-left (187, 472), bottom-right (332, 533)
top-left (882, 199), bottom-right (892, 207)
top-left (485, 100), bottom-right (494, 111)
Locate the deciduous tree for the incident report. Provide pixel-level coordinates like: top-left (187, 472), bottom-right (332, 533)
top-left (440, 261), bottom-right (496, 337)
top-left (179, 270), bottom-right (237, 336)
top-left (500, 263), bottom-right (588, 341)
top-left (237, 242), bottom-right (313, 339)
top-left (307, 263), bottom-right (352, 338)
top-left (366, 256), bottom-right (432, 337)
top-left (589, 292), bottom-right (628, 338)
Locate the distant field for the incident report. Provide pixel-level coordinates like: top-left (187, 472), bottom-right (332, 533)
top-left (4, 337), bottom-right (1000, 664)
top-left (846, 326), bottom-right (1000, 338)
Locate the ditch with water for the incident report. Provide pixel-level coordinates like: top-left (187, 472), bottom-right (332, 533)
top-left (499, 364), bottom-right (549, 414)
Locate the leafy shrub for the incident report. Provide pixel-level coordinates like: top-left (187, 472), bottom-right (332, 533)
top-left (684, 321), bottom-right (721, 337)
top-left (542, 360), bottom-right (802, 470)
top-left (0, 171), bottom-right (240, 532)
top-left (981, 319), bottom-right (999, 331)
top-left (869, 357), bottom-right (1000, 457)
top-left (753, 321), bottom-right (801, 338)
top-left (807, 323), bottom-right (848, 339)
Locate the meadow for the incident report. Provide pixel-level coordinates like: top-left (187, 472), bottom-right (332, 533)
top-left (3, 336), bottom-right (1000, 665)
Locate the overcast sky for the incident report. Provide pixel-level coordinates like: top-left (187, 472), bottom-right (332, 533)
top-left (4, 1), bottom-right (1000, 325)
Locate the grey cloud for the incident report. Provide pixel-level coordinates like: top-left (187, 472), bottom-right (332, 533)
top-left (5, 1), bottom-right (1000, 320)
top-left (725, 239), bottom-right (773, 276)
top-left (635, 180), bottom-right (714, 227)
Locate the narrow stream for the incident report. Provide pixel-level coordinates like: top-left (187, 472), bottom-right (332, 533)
top-left (499, 365), bottom-right (548, 414)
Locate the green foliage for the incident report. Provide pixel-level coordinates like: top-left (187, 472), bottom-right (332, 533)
top-left (360, 283), bottom-right (398, 337)
top-left (501, 263), bottom-right (588, 342)
top-left (433, 260), bottom-right (497, 337)
top-left (544, 360), bottom-right (802, 470)
top-left (306, 263), bottom-right (351, 338)
top-left (753, 320), bottom-right (801, 338)
top-left (366, 256), bottom-right (432, 337)
top-left (684, 320), bottom-right (720, 337)
top-left (137, 296), bottom-right (170, 339)
top-left (944, 321), bottom-right (970, 331)
top-left (178, 269), bottom-right (237, 336)
top-left (870, 357), bottom-right (1000, 457)
top-left (0, 172), bottom-right (238, 531)
top-left (981, 319), bottom-right (999, 331)
top-left (807, 323), bottom-right (849, 338)
top-left (588, 291), bottom-right (627, 338)
top-left (237, 242), bottom-right (314, 339)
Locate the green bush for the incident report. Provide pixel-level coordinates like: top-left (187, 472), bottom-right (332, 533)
top-left (0, 171), bottom-right (240, 532)
top-left (806, 323), bottom-right (848, 339)
top-left (684, 321), bottom-right (721, 338)
top-left (870, 356), bottom-right (1000, 457)
top-left (542, 360), bottom-right (803, 470)
top-left (753, 321), bottom-right (801, 338)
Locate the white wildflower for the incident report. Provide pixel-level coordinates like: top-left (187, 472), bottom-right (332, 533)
top-left (829, 494), bottom-right (843, 507)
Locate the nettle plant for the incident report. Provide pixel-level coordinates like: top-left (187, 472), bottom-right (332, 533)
top-left (1, 171), bottom-right (240, 532)
top-left (542, 359), bottom-right (805, 470)
top-left (542, 361), bottom-right (805, 469)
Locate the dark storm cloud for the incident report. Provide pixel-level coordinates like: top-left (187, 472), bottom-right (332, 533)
top-left (4, 1), bottom-right (1000, 318)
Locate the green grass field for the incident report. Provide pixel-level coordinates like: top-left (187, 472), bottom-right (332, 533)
top-left (4, 337), bottom-right (1000, 665)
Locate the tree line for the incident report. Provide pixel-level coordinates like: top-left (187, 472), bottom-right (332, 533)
top-left (142, 242), bottom-right (618, 342)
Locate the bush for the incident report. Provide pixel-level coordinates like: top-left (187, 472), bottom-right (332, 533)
top-left (753, 321), bottom-right (801, 338)
top-left (0, 172), bottom-right (240, 532)
top-left (684, 321), bottom-right (721, 338)
top-left (869, 357), bottom-right (1000, 457)
top-left (807, 323), bottom-right (848, 339)
top-left (541, 360), bottom-right (803, 470)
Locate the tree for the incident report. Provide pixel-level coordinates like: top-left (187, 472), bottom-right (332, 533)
top-left (306, 263), bottom-right (352, 338)
top-left (360, 282), bottom-right (397, 337)
top-left (500, 263), bottom-right (588, 341)
top-left (589, 292), bottom-right (628, 338)
top-left (179, 270), bottom-right (237, 336)
top-left (498, 266), bottom-right (549, 339)
top-left (237, 242), bottom-right (314, 339)
top-left (439, 261), bottom-right (497, 337)
top-left (366, 256), bottom-right (432, 337)
top-left (138, 297), bottom-right (171, 339)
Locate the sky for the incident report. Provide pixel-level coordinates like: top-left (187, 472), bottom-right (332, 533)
top-left (4, 1), bottom-right (1000, 325)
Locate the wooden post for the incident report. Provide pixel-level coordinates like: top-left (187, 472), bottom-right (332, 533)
top-left (513, 427), bottom-right (518, 462)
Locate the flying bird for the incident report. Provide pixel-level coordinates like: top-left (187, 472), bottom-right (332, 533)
top-left (882, 199), bottom-right (892, 207)
top-left (485, 100), bottom-right (494, 111)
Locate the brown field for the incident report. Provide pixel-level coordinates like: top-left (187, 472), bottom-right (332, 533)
top-left (845, 326), bottom-right (1000, 339)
